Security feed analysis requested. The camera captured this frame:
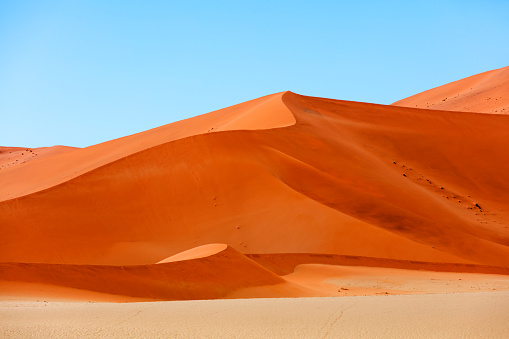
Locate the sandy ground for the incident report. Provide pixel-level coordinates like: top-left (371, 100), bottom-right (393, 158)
top-left (1, 292), bottom-right (508, 338)
top-left (283, 264), bottom-right (509, 296)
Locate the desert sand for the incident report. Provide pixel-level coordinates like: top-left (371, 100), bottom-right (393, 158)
top-left (2, 292), bottom-right (509, 338)
top-left (1, 67), bottom-right (509, 337)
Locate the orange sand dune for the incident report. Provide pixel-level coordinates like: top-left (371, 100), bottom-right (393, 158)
top-left (0, 250), bottom-right (509, 302)
top-left (0, 245), bottom-right (313, 301)
top-left (393, 66), bottom-right (509, 113)
top-left (0, 92), bottom-right (294, 201)
top-left (2, 246), bottom-right (508, 302)
top-left (248, 253), bottom-right (509, 276)
top-left (1, 92), bottom-right (509, 269)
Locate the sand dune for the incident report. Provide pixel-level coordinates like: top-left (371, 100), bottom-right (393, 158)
top-left (248, 253), bottom-right (509, 276)
top-left (1, 92), bottom-right (509, 267)
top-left (1, 74), bottom-right (509, 307)
top-left (393, 66), bottom-right (509, 113)
top-left (0, 92), bottom-right (294, 201)
top-left (2, 247), bottom-right (508, 302)
top-left (0, 245), bottom-right (315, 301)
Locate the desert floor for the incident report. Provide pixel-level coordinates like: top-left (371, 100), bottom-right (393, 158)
top-left (1, 291), bottom-right (508, 338)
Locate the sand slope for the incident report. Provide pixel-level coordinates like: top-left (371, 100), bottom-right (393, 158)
top-left (0, 92), bottom-right (294, 201)
top-left (393, 66), bottom-right (509, 113)
top-left (0, 245), bottom-right (314, 301)
top-left (1, 87), bottom-right (509, 302)
top-left (2, 246), bottom-right (508, 302)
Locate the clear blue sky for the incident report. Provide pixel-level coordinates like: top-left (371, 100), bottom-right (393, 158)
top-left (1, 1), bottom-right (508, 148)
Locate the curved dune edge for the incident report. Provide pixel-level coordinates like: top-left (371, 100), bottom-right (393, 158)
top-left (0, 92), bottom-right (296, 202)
top-left (247, 253), bottom-right (509, 276)
top-left (0, 246), bottom-right (295, 301)
top-left (1, 251), bottom-right (508, 302)
top-left (392, 66), bottom-right (509, 114)
top-left (156, 243), bottom-right (228, 263)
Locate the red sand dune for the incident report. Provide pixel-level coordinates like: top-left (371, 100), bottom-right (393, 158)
top-left (247, 253), bottom-right (509, 276)
top-left (2, 245), bottom-right (507, 302)
top-left (0, 245), bottom-right (313, 301)
top-left (393, 66), bottom-right (509, 113)
top-left (1, 72), bottom-right (509, 301)
top-left (0, 93), bottom-right (294, 201)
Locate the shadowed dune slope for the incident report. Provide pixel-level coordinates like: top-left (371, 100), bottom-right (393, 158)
top-left (2, 247), bottom-right (507, 302)
top-left (0, 245), bottom-right (312, 301)
top-left (1, 92), bottom-right (509, 269)
top-left (247, 253), bottom-right (509, 276)
top-left (392, 66), bottom-right (509, 113)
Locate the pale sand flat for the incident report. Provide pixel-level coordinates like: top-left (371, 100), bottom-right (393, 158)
top-left (1, 292), bottom-right (508, 338)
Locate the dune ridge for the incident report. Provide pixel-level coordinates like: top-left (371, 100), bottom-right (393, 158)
top-left (156, 243), bottom-right (228, 263)
top-left (0, 92), bottom-right (295, 202)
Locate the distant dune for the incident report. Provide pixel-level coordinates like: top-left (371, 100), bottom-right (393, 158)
top-left (393, 66), bottom-right (509, 113)
top-left (0, 146), bottom-right (77, 170)
top-left (1, 69), bottom-right (509, 302)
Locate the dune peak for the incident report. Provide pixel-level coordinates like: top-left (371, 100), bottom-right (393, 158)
top-left (156, 244), bottom-right (229, 264)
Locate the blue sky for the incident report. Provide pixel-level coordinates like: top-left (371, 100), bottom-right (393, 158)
top-left (1, 1), bottom-right (508, 148)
